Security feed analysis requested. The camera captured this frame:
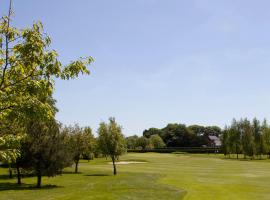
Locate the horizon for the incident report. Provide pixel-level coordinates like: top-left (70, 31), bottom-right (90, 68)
top-left (2, 0), bottom-right (270, 135)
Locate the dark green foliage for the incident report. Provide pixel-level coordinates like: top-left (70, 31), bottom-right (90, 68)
top-left (126, 135), bottom-right (139, 149)
top-left (136, 136), bottom-right (151, 150)
top-left (97, 118), bottom-right (126, 175)
top-left (222, 118), bottom-right (270, 159)
top-left (63, 125), bottom-right (95, 173)
top-left (143, 123), bottom-right (221, 147)
top-left (149, 134), bottom-right (166, 148)
top-left (21, 120), bottom-right (73, 187)
top-left (143, 128), bottom-right (163, 138)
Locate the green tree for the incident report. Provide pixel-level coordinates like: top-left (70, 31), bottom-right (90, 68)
top-left (65, 125), bottom-right (94, 173)
top-left (230, 119), bottom-right (242, 159)
top-left (143, 128), bottom-right (163, 138)
top-left (0, 2), bottom-right (92, 122)
top-left (97, 118), bottom-right (126, 175)
top-left (241, 119), bottom-right (256, 159)
top-left (0, 134), bottom-right (24, 181)
top-left (126, 135), bottom-right (139, 149)
top-left (221, 126), bottom-right (231, 157)
top-left (21, 119), bottom-right (72, 188)
top-left (149, 134), bottom-right (166, 148)
top-left (136, 136), bottom-right (150, 150)
top-left (260, 119), bottom-right (269, 158)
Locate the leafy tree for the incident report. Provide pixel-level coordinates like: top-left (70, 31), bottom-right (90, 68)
top-left (241, 119), bottom-right (256, 159)
top-left (65, 125), bottom-right (94, 173)
top-left (97, 118), bottom-right (126, 175)
top-left (252, 118), bottom-right (262, 157)
top-left (143, 128), bottom-right (162, 138)
top-left (126, 135), bottom-right (139, 149)
top-left (221, 127), bottom-right (231, 157)
top-left (162, 124), bottom-right (194, 147)
top-left (21, 119), bottom-right (72, 187)
top-left (260, 119), bottom-right (269, 158)
top-left (0, 134), bottom-right (24, 181)
top-left (149, 134), bottom-right (166, 148)
top-left (136, 136), bottom-right (150, 150)
top-left (0, 2), bottom-right (92, 122)
top-left (229, 119), bottom-right (242, 159)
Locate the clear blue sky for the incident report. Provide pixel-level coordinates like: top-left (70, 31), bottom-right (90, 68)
top-left (2, 0), bottom-right (270, 136)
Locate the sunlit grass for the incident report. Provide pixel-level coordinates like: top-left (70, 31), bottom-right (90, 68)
top-left (1, 153), bottom-right (270, 200)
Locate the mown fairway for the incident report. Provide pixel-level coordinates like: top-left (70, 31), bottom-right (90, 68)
top-left (0, 153), bottom-right (270, 200)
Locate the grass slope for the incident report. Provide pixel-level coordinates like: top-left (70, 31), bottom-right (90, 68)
top-left (0, 153), bottom-right (270, 200)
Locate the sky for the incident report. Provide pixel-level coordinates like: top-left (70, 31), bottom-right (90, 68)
top-left (1, 0), bottom-right (270, 136)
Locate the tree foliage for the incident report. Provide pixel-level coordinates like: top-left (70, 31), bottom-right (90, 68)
top-left (143, 124), bottom-right (221, 147)
top-left (64, 124), bottom-right (95, 173)
top-left (0, 8), bottom-right (92, 122)
top-left (21, 119), bottom-right (72, 187)
top-left (97, 118), bottom-right (126, 175)
top-left (222, 118), bottom-right (270, 159)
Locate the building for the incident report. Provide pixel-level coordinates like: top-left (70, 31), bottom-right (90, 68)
top-left (208, 135), bottom-right (221, 147)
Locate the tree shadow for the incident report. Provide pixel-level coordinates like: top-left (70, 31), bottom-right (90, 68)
top-left (61, 171), bottom-right (82, 175)
top-left (84, 174), bottom-right (109, 177)
top-left (0, 182), bottom-right (60, 191)
top-left (0, 174), bottom-right (12, 180)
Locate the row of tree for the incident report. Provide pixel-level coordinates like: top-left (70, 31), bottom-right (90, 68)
top-left (0, 118), bottom-right (126, 187)
top-left (222, 118), bottom-right (270, 159)
top-left (126, 134), bottom-right (166, 150)
top-left (0, 4), bottom-right (126, 188)
top-left (140, 124), bottom-right (221, 148)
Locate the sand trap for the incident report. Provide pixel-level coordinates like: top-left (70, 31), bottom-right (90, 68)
top-left (108, 161), bottom-right (147, 165)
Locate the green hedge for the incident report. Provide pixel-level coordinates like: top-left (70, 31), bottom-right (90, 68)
top-left (128, 147), bottom-right (221, 154)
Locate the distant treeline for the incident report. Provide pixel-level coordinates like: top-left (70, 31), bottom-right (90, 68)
top-left (222, 118), bottom-right (270, 159)
top-left (126, 124), bottom-right (222, 149)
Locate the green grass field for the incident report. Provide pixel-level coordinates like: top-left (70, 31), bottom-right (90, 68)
top-left (1, 153), bottom-right (270, 200)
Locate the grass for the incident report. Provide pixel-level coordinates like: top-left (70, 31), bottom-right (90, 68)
top-left (1, 153), bottom-right (270, 199)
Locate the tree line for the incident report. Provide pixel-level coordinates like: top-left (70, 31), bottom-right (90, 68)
top-left (222, 118), bottom-right (270, 159)
top-left (0, 118), bottom-right (126, 187)
top-left (126, 124), bottom-right (222, 149)
top-left (0, 3), bottom-right (126, 188)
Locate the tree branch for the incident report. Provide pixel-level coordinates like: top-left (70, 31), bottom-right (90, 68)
top-left (0, 0), bottom-right (13, 89)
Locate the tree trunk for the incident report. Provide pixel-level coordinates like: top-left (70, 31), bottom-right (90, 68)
top-left (16, 165), bottom-right (21, 185)
top-left (8, 166), bottom-right (12, 178)
top-left (112, 157), bottom-right (117, 175)
top-left (37, 173), bottom-right (42, 188)
top-left (237, 153), bottom-right (239, 159)
top-left (75, 161), bottom-right (79, 173)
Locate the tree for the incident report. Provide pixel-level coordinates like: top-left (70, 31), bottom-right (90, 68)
top-left (126, 135), bottom-right (139, 149)
top-left (162, 124), bottom-right (194, 147)
top-left (143, 128), bottom-right (162, 138)
top-left (149, 134), bottom-right (166, 148)
top-left (221, 127), bottom-right (231, 157)
top-left (0, 134), bottom-right (24, 182)
top-left (136, 136), bottom-right (150, 150)
top-left (0, 1), bottom-right (92, 122)
top-left (260, 119), bottom-right (269, 158)
top-left (252, 118), bottom-right (262, 157)
top-left (229, 119), bottom-right (242, 159)
top-left (241, 119), bottom-right (256, 159)
top-left (97, 118), bottom-right (126, 175)
top-left (65, 125), bottom-right (94, 173)
top-left (21, 119), bottom-right (73, 188)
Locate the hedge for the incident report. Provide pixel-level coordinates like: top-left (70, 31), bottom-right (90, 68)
top-left (127, 147), bottom-right (221, 154)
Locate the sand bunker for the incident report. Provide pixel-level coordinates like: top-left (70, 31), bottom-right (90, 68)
top-left (108, 161), bottom-right (147, 165)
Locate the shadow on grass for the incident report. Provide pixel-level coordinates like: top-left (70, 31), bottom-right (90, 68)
top-left (221, 157), bottom-right (270, 162)
top-left (0, 174), bottom-right (12, 180)
top-left (84, 174), bottom-right (109, 177)
top-left (0, 182), bottom-right (61, 191)
top-left (61, 171), bottom-right (82, 175)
